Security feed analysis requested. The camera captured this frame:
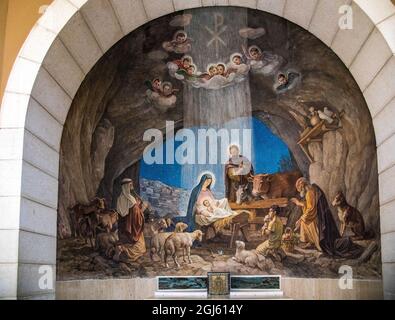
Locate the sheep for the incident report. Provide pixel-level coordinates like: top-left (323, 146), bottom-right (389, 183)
top-left (233, 240), bottom-right (274, 271)
top-left (163, 230), bottom-right (204, 268)
top-left (150, 222), bottom-right (188, 261)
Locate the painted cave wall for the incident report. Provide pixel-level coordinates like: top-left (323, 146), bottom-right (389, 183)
top-left (57, 8), bottom-right (380, 280)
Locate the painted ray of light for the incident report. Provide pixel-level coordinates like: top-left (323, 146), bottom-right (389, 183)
top-left (140, 116), bottom-right (292, 207)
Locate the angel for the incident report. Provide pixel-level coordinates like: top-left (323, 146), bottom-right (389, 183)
top-left (174, 63), bottom-right (201, 81)
top-left (204, 64), bottom-right (219, 80)
top-left (146, 81), bottom-right (178, 110)
top-left (172, 55), bottom-right (193, 71)
top-left (161, 82), bottom-right (179, 97)
top-left (216, 63), bottom-right (228, 78)
top-left (144, 78), bottom-right (163, 94)
top-left (243, 45), bottom-right (263, 62)
top-left (145, 78), bottom-right (163, 104)
top-left (275, 71), bottom-right (300, 93)
top-left (162, 30), bottom-right (192, 54)
top-left (196, 64), bottom-right (216, 82)
top-left (243, 45), bottom-right (284, 76)
top-left (227, 53), bottom-right (250, 76)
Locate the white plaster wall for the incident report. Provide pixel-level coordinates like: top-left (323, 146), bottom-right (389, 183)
top-left (56, 278), bottom-right (383, 300)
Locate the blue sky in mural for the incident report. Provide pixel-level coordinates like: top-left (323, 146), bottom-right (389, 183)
top-left (140, 117), bottom-right (291, 192)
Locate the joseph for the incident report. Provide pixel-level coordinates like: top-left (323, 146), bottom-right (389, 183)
top-left (224, 144), bottom-right (254, 202)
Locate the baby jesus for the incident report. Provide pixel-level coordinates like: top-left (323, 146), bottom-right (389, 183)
top-left (201, 199), bottom-right (233, 219)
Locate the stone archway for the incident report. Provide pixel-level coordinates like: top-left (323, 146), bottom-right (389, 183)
top-left (0, 0), bottom-right (394, 300)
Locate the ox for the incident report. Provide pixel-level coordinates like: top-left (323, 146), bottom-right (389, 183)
top-left (249, 171), bottom-right (302, 199)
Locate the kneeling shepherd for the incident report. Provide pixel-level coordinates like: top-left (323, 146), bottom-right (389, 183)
top-left (256, 205), bottom-right (283, 256)
top-left (116, 178), bottom-right (146, 261)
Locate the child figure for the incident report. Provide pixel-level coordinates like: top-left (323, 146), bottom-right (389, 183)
top-left (227, 53), bottom-right (250, 76)
top-left (200, 64), bottom-right (218, 81)
top-left (202, 199), bottom-right (214, 215)
top-left (277, 73), bottom-right (288, 87)
top-left (174, 56), bottom-right (192, 71)
top-left (208, 65), bottom-right (219, 78)
top-left (162, 30), bottom-right (192, 54)
top-left (216, 63), bottom-right (227, 77)
top-left (202, 199), bottom-right (232, 218)
top-left (144, 78), bottom-right (163, 102)
top-left (275, 71), bottom-right (300, 93)
top-left (231, 54), bottom-right (242, 66)
top-left (152, 78), bottom-right (162, 93)
top-left (243, 45), bottom-right (283, 76)
top-left (248, 46), bottom-right (262, 61)
top-left (186, 65), bottom-right (196, 76)
top-left (161, 82), bottom-right (179, 97)
top-left (175, 64), bottom-right (199, 81)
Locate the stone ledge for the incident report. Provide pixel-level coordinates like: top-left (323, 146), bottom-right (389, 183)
top-left (56, 277), bottom-right (383, 300)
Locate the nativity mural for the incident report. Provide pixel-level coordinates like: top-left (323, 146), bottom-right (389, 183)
top-left (57, 7), bottom-right (381, 281)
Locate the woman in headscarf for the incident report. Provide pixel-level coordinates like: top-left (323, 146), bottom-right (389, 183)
top-left (116, 178), bottom-right (146, 261)
top-left (178, 173), bottom-right (241, 238)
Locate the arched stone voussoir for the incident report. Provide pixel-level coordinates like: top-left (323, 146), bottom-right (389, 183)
top-left (257, 0), bottom-right (286, 17)
top-left (42, 37), bottom-right (86, 100)
top-left (109, 0), bottom-right (148, 36)
top-left (354, 0), bottom-right (395, 25)
top-left (229, 0), bottom-right (258, 9)
top-left (377, 14), bottom-right (395, 54)
top-left (79, 0), bottom-right (124, 52)
top-left (330, 1), bottom-right (375, 67)
top-left (37, 0), bottom-right (80, 34)
top-left (349, 28), bottom-right (393, 94)
top-left (374, 97), bottom-right (395, 147)
top-left (283, 0), bottom-right (318, 30)
top-left (174, 0), bottom-right (203, 11)
top-left (142, 0), bottom-right (175, 20)
top-left (354, 0), bottom-right (395, 54)
top-left (30, 67), bottom-right (72, 126)
top-left (364, 55), bottom-right (395, 118)
top-left (308, 0), bottom-right (352, 47)
top-left (68, 0), bottom-right (89, 9)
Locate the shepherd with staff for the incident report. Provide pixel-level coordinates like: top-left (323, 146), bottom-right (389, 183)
top-left (116, 178), bottom-right (148, 261)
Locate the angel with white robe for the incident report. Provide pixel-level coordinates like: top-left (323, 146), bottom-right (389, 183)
top-left (162, 30), bottom-right (192, 54)
top-left (243, 45), bottom-right (284, 76)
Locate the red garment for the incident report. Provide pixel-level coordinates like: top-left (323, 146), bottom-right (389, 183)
top-left (173, 60), bottom-right (185, 70)
top-left (125, 200), bottom-right (145, 243)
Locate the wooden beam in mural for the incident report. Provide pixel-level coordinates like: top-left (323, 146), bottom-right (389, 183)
top-left (230, 198), bottom-right (289, 210)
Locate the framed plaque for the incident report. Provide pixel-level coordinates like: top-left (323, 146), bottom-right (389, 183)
top-left (230, 275), bottom-right (281, 291)
top-left (207, 272), bottom-right (230, 296)
top-left (157, 276), bottom-right (207, 292)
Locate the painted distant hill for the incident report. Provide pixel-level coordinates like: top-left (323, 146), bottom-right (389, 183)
top-left (140, 178), bottom-right (190, 217)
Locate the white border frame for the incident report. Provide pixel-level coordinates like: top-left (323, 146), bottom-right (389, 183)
top-left (156, 275), bottom-right (208, 292)
top-left (230, 275), bottom-right (282, 292)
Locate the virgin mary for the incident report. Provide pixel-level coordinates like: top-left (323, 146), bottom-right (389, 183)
top-left (178, 173), bottom-right (237, 234)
